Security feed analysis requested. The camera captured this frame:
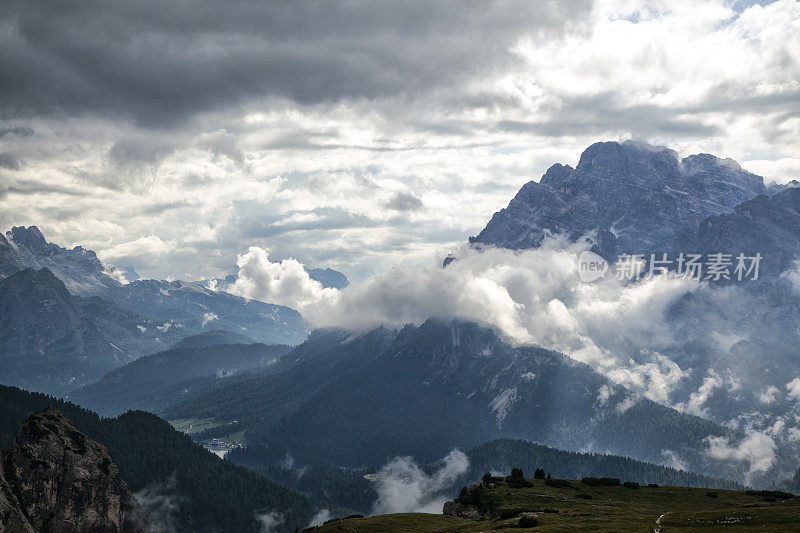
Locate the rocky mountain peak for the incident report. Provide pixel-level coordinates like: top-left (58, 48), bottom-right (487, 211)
top-left (8, 226), bottom-right (48, 251)
top-left (576, 140), bottom-right (679, 176)
top-left (471, 140), bottom-right (767, 258)
top-left (0, 226), bottom-right (120, 296)
top-left (0, 406), bottom-right (146, 532)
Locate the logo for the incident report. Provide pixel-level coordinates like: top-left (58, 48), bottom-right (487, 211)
top-left (578, 250), bottom-right (609, 282)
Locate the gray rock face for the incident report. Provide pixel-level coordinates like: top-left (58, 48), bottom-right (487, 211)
top-left (1, 226), bottom-right (120, 296)
top-left (471, 141), bottom-right (766, 258)
top-left (0, 462), bottom-right (34, 532)
top-left (0, 406), bottom-right (146, 532)
top-left (305, 268), bottom-right (349, 289)
top-left (0, 268), bottom-right (126, 396)
top-left (0, 233), bottom-right (26, 280)
top-left (442, 497), bottom-right (489, 520)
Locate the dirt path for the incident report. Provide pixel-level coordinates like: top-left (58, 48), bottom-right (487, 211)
top-left (654, 513), bottom-right (667, 532)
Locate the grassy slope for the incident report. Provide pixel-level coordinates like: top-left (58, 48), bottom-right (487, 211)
top-left (311, 477), bottom-right (800, 532)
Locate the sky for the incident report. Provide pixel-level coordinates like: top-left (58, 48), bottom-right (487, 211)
top-left (1, 0), bottom-right (799, 281)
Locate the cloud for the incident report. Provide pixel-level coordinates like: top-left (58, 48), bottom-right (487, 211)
top-left (102, 263), bottom-right (130, 284)
top-left (0, 153), bottom-right (20, 170)
top-left (661, 449), bottom-right (688, 472)
top-left (306, 509), bottom-right (332, 528)
top-left (229, 246), bottom-right (339, 311)
top-left (254, 512), bottom-right (283, 533)
top-left (704, 430), bottom-right (777, 475)
top-left (3, 1), bottom-right (799, 295)
top-left (101, 235), bottom-right (170, 263)
top-left (674, 371), bottom-right (726, 417)
top-left (371, 449), bottom-right (469, 515)
top-left (294, 239), bottom-right (700, 404)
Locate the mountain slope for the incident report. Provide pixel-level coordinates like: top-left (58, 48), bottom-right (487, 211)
top-left (104, 278), bottom-right (309, 345)
top-left (0, 268), bottom-right (126, 395)
top-left (165, 320), bottom-right (761, 482)
top-left (313, 473), bottom-right (800, 532)
top-left (0, 385), bottom-right (322, 532)
top-left (471, 141), bottom-right (765, 258)
top-left (68, 342), bottom-right (292, 416)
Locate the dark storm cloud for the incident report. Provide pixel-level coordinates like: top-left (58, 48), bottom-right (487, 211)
top-left (0, 0), bottom-right (591, 126)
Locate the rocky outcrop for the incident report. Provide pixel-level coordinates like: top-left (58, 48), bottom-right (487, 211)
top-left (0, 461), bottom-right (34, 533)
top-left (0, 406), bottom-right (146, 532)
top-left (442, 499), bottom-right (489, 521)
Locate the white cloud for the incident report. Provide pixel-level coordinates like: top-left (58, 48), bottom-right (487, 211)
top-left (102, 263), bottom-right (130, 284)
top-left (306, 509), bottom-right (332, 528)
top-left (674, 371), bottom-right (725, 417)
top-left (229, 247), bottom-right (339, 311)
top-left (371, 450), bottom-right (469, 515)
top-left (704, 430), bottom-right (777, 475)
top-left (294, 240), bottom-right (698, 404)
top-left (661, 449), bottom-right (688, 472)
top-left (133, 475), bottom-right (179, 533)
top-left (101, 235), bottom-right (170, 263)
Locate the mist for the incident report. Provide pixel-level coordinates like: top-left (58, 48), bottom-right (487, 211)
top-left (371, 450), bottom-right (469, 515)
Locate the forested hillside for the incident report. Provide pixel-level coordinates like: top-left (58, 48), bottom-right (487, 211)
top-left (166, 320), bottom-right (762, 483)
top-left (0, 385), bottom-right (322, 532)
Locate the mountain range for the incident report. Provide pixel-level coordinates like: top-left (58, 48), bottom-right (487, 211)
top-left (465, 140), bottom-right (800, 463)
top-left (0, 226), bottom-right (317, 394)
top-left (4, 139), bottom-right (800, 528)
top-left (0, 226), bottom-right (120, 295)
top-left (162, 319), bottom-right (781, 484)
